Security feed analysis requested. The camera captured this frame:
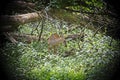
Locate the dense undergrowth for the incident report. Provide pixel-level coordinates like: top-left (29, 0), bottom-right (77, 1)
top-left (1, 19), bottom-right (120, 80)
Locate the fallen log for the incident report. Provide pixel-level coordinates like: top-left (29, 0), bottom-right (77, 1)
top-left (0, 11), bottom-right (42, 32)
top-left (0, 12), bottom-right (42, 26)
top-left (9, 33), bottom-right (39, 44)
top-left (5, 32), bottom-right (86, 44)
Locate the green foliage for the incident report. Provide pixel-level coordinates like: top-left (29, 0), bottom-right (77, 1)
top-left (49, 0), bottom-right (77, 8)
top-left (27, 66), bottom-right (85, 80)
top-left (1, 16), bottom-right (120, 80)
top-left (26, 0), bottom-right (105, 13)
top-left (0, 0), bottom-right (118, 79)
top-left (49, 0), bottom-right (104, 9)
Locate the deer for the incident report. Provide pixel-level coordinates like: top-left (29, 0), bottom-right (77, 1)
top-left (48, 33), bottom-right (67, 54)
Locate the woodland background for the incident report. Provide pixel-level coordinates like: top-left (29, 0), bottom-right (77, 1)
top-left (0, 0), bottom-right (120, 80)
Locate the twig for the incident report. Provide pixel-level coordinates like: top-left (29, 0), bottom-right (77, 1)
top-left (31, 21), bottom-right (41, 35)
top-left (3, 32), bottom-right (18, 44)
top-left (93, 26), bottom-right (104, 37)
top-left (38, 18), bottom-right (45, 41)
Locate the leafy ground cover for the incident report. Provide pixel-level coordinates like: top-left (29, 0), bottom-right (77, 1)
top-left (1, 20), bottom-right (120, 80)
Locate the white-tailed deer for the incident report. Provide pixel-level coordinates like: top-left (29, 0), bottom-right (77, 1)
top-left (48, 33), bottom-right (66, 54)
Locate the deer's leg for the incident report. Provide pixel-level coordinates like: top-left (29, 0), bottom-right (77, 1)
top-left (48, 45), bottom-right (51, 53)
top-left (64, 40), bottom-right (67, 47)
top-left (53, 46), bottom-right (57, 54)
